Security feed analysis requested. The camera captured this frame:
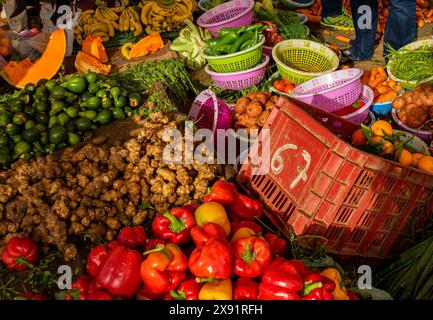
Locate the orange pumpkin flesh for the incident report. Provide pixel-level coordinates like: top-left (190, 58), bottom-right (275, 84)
top-left (82, 36), bottom-right (108, 63)
top-left (2, 29), bottom-right (66, 88)
top-left (128, 33), bottom-right (164, 59)
top-left (75, 51), bottom-right (111, 75)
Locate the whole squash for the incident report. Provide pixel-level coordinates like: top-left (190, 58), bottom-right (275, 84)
top-left (1, 29), bottom-right (66, 88)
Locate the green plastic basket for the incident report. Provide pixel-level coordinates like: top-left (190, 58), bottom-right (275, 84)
top-left (272, 39), bottom-right (340, 84)
top-left (387, 39), bottom-right (433, 90)
top-left (202, 37), bottom-right (265, 73)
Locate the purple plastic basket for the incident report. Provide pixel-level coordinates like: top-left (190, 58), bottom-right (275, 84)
top-left (189, 89), bottom-right (232, 135)
top-left (197, 0), bottom-right (254, 36)
top-left (339, 85), bottom-right (374, 124)
top-left (263, 46), bottom-right (273, 58)
top-left (290, 68), bottom-right (364, 112)
top-left (205, 55), bottom-right (270, 91)
top-left (391, 109), bottom-right (433, 143)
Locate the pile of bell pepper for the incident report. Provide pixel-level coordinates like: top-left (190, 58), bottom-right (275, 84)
top-left (1, 180), bottom-right (359, 301)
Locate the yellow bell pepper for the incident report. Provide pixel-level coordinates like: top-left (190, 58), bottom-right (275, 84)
top-left (320, 268), bottom-right (349, 300)
top-left (230, 227), bottom-right (256, 244)
top-left (199, 279), bottom-right (232, 300)
top-left (194, 202), bottom-right (231, 236)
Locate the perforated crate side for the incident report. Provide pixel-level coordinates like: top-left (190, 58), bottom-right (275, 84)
top-left (237, 97), bottom-right (433, 258)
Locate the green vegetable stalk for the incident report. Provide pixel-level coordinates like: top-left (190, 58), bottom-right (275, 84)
top-left (170, 19), bottom-right (212, 71)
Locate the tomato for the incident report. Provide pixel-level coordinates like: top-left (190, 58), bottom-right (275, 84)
top-left (273, 80), bottom-right (285, 92)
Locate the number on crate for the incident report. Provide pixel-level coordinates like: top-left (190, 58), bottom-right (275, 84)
top-left (271, 144), bottom-right (311, 189)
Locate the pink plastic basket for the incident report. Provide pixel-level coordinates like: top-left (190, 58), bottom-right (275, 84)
top-left (189, 89), bottom-right (232, 135)
top-left (290, 68), bottom-right (364, 112)
top-left (391, 109), bottom-right (433, 143)
top-left (197, 0), bottom-right (255, 36)
top-left (339, 85), bottom-right (374, 124)
top-left (205, 55), bottom-right (270, 90)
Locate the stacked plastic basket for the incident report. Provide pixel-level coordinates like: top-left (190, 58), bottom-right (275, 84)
top-left (290, 68), bottom-right (374, 124)
top-left (199, 0), bottom-right (270, 90)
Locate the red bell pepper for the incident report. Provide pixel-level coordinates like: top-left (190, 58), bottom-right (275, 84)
top-left (87, 289), bottom-right (114, 300)
top-left (189, 237), bottom-right (233, 280)
top-left (15, 292), bottom-right (48, 300)
top-left (233, 237), bottom-right (271, 278)
top-left (168, 278), bottom-right (203, 300)
top-left (87, 244), bottom-right (109, 277)
top-left (298, 273), bottom-right (335, 300)
top-left (263, 232), bottom-right (288, 257)
top-left (96, 245), bottom-right (142, 297)
top-left (258, 257), bottom-right (305, 300)
top-left (140, 243), bottom-right (188, 294)
top-left (347, 290), bottom-right (360, 300)
top-left (145, 239), bottom-right (166, 251)
top-left (190, 222), bottom-right (227, 246)
top-left (117, 226), bottom-right (147, 249)
top-left (182, 203), bottom-right (200, 215)
top-left (228, 194), bottom-right (263, 221)
top-left (66, 275), bottom-right (93, 300)
top-left (152, 207), bottom-right (196, 244)
top-left (1, 236), bottom-right (39, 271)
top-left (231, 221), bottom-right (263, 236)
top-left (86, 241), bottom-right (122, 277)
top-left (233, 278), bottom-right (259, 300)
top-left (136, 285), bottom-right (163, 300)
top-left (204, 180), bottom-right (238, 206)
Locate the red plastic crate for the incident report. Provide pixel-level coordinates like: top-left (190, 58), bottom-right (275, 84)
top-left (237, 96), bottom-right (433, 258)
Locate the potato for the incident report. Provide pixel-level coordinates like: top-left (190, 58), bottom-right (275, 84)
top-left (270, 95), bottom-right (279, 104)
top-left (403, 92), bottom-right (414, 103)
top-left (257, 110), bottom-right (271, 127)
top-left (246, 92), bottom-right (267, 105)
top-left (265, 101), bottom-right (276, 110)
top-left (246, 101), bottom-right (263, 117)
top-left (234, 97), bottom-right (250, 115)
top-left (392, 97), bottom-right (406, 110)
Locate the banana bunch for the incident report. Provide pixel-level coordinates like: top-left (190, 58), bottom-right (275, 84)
top-left (119, 6), bottom-right (143, 36)
top-left (140, 0), bottom-right (197, 34)
top-left (74, 3), bottom-right (123, 45)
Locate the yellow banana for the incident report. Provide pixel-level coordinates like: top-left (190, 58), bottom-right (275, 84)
top-left (106, 22), bottom-right (115, 37)
top-left (111, 20), bottom-right (120, 30)
top-left (94, 8), bottom-right (105, 22)
top-left (124, 9), bottom-right (130, 32)
top-left (102, 7), bottom-right (119, 21)
top-left (141, 2), bottom-right (154, 25)
top-left (129, 7), bottom-right (141, 22)
top-left (111, 7), bottom-right (124, 14)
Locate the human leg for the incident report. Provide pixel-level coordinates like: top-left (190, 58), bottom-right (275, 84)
top-left (383, 0), bottom-right (416, 57)
top-left (349, 0), bottom-right (379, 60)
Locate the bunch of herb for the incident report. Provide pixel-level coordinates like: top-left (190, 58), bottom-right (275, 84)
top-left (113, 59), bottom-right (198, 112)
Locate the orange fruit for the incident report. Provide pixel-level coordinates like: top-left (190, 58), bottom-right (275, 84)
top-left (381, 141), bottom-right (394, 155)
top-left (351, 129), bottom-right (367, 146)
top-left (394, 149), bottom-right (413, 166)
top-left (417, 156), bottom-right (433, 174)
top-left (371, 120), bottom-right (393, 137)
top-left (372, 136), bottom-right (393, 154)
top-left (411, 153), bottom-right (424, 167)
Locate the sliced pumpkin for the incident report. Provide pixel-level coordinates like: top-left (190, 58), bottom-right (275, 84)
top-left (128, 33), bottom-right (164, 59)
top-left (82, 35), bottom-right (108, 63)
top-left (75, 51), bottom-right (111, 75)
top-left (1, 29), bottom-right (66, 88)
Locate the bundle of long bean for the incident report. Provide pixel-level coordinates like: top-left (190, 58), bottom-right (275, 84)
top-left (113, 59), bottom-right (198, 112)
top-left (386, 43), bottom-right (433, 82)
top-left (376, 236), bottom-right (433, 300)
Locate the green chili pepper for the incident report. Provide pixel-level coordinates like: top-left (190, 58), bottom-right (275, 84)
top-left (228, 31), bottom-right (254, 54)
